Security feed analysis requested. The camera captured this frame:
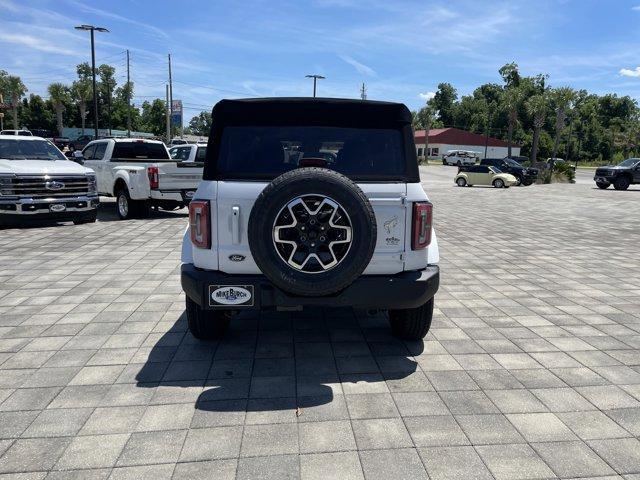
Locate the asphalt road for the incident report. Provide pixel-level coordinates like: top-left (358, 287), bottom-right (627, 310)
top-left (0, 165), bottom-right (639, 479)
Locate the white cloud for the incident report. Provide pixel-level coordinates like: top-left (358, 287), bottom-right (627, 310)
top-left (0, 32), bottom-right (80, 56)
top-left (620, 67), bottom-right (640, 77)
top-left (632, 5), bottom-right (640, 10)
top-left (65, 0), bottom-right (170, 41)
top-left (419, 91), bottom-right (436, 100)
top-left (339, 55), bottom-right (376, 76)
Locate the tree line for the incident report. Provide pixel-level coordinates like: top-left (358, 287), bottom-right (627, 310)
top-left (0, 65), bottom-right (170, 137)
top-left (412, 62), bottom-right (639, 163)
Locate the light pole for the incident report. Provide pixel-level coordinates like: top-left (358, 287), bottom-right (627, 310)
top-left (305, 74), bottom-right (325, 97)
top-left (75, 25), bottom-right (109, 139)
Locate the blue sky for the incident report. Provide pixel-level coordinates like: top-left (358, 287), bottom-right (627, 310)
top-left (2, 0), bottom-right (640, 123)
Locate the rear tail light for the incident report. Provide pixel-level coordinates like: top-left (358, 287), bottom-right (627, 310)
top-left (412, 201), bottom-right (433, 250)
top-left (147, 166), bottom-right (159, 190)
top-left (189, 200), bottom-right (211, 249)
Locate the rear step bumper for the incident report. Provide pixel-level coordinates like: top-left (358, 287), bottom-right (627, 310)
top-left (181, 264), bottom-right (439, 310)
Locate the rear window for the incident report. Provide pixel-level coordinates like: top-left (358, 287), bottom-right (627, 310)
top-left (216, 126), bottom-right (406, 180)
top-left (112, 141), bottom-right (169, 160)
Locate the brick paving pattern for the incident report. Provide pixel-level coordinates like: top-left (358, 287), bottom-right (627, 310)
top-left (0, 164), bottom-right (639, 479)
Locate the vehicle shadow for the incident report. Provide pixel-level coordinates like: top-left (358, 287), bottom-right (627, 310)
top-left (97, 200), bottom-right (188, 223)
top-left (135, 308), bottom-right (424, 415)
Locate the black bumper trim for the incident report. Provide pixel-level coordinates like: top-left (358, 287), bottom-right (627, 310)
top-left (181, 264), bottom-right (440, 310)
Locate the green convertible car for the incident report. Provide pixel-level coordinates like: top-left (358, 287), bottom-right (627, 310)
top-left (454, 165), bottom-right (518, 188)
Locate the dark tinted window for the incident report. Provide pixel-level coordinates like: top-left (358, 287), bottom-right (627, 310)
top-left (93, 143), bottom-right (107, 160)
top-left (217, 126), bottom-right (406, 179)
top-left (112, 141), bottom-right (169, 160)
top-left (196, 147), bottom-right (207, 161)
top-left (0, 139), bottom-right (66, 160)
top-left (83, 144), bottom-right (96, 159)
top-left (478, 166), bottom-right (490, 173)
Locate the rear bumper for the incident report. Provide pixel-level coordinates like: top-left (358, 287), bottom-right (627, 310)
top-left (150, 189), bottom-right (195, 203)
top-left (181, 264), bottom-right (440, 310)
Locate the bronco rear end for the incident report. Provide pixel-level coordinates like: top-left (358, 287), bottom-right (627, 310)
top-left (181, 98), bottom-right (439, 340)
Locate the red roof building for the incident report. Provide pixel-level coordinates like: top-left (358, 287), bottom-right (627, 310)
top-left (414, 127), bottom-right (520, 159)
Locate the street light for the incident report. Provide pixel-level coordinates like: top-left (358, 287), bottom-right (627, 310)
top-left (305, 74), bottom-right (325, 98)
top-left (75, 24), bottom-right (109, 138)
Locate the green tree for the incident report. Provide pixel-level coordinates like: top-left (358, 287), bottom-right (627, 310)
top-left (2, 74), bottom-right (28, 128)
top-left (430, 83), bottom-right (457, 126)
top-left (71, 80), bottom-right (92, 134)
top-left (187, 110), bottom-right (212, 136)
top-left (502, 88), bottom-right (523, 158)
top-left (19, 94), bottom-right (56, 132)
top-left (549, 87), bottom-right (576, 159)
top-left (525, 93), bottom-right (548, 164)
top-left (47, 83), bottom-right (70, 136)
top-left (140, 99), bottom-right (166, 136)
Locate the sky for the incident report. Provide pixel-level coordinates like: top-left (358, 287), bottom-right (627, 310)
top-left (2, 0), bottom-right (640, 124)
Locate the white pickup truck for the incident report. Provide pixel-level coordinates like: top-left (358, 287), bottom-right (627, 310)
top-left (169, 143), bottom-right (207, 164)
top-left (0, 135), bottom-right (99, 225)
top-left (80, 138), bottom-right (203, 219)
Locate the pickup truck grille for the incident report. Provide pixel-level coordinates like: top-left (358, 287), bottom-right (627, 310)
top-left (0, 175), bottom-right (95, 198)
top-left (595, 168), bottom-right (612, 176)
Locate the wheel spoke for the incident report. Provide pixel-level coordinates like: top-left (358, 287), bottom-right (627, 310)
top-left (272, 194), bottom-right (353, 273)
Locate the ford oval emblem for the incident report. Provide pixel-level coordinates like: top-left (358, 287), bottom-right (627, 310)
top-left (211, 286), bottom-right (252, 305)
top-left (229, 254), bottom-right (246, 262)
top-left (45, 181), bottom-right (65, 191)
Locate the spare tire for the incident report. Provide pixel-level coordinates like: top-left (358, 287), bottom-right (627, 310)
top-left (248, 167), bottom-right (377, 296)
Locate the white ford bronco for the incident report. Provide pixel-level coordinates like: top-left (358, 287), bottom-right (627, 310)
top-left (81, 138), bottom-right (203, 219)
top-left (181, 98), bottom-right (440, 340)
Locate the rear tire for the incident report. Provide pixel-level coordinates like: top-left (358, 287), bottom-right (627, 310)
top-left (186, 297), bottom-right (230, 340)
top-left (388, 298), bottom-right (434, 340)
top-left (493, 178), bottom-right (505, 188)
top-left (596, 181), bottom-right (610, 189)
top-left (456, 177), bottom-right (467, 187)
top-left (116, 187), bottom-right (150, 219)
top-left (613, 176), bottom-right (630, 191)
top-left (522, 179), bottom-right (533, 186)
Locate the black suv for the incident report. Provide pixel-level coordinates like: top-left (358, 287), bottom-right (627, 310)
top-left (594, 158), bottom-right (640, 190)
top-left (480, 157), bottom-right (538, 186)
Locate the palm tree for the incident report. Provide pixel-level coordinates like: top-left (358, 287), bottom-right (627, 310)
top-left (6, 75), bottom-right (27, 129)
top-left (71, 80), bottom-right (92, 135)
top-left (525, 93), bottom-right (548, 164)
top-left (421, 105), bottom-right (435, 160)
top-left (47, 83), bottom-right (70, 136)
top-left (550, 87), bottom-right (576, 159)
top-left (502, 88), bottom-right (522, 158)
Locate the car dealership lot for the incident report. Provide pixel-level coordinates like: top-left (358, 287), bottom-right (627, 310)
top-left (0, 164), bottom-right (639, 479)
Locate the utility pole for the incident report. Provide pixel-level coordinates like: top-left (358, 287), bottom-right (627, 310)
top-left (165, 85), bottom-right (170, 143)
top-left (75, 25), bottom-right (109, 139)
top-left (305, 74), bottom-right (325, 97)
top-left (360, 83), bottom-right (367, 100)
top-left (106, 79), bottom-right (112, 136)
top-left (126, 49), bottom-right (131, 137)
top-left (168, 54), bottom-right (174, 140)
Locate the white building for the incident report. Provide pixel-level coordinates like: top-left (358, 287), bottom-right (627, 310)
top-left (414, 127), bottom-right (521, 160)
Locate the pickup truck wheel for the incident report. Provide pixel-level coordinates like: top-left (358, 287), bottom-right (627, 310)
top-left (116, 189), bottom-right (132, 220)
top-left (249, 167), bottom-right (377, 297)
top-left (493, 178), bottom-right (505, 188)
top-left (613, 176), bottom-right (631, 191)
top-left (596, 181), bottom-right (610, 189)
top-left (388, 298), bottom-right (434, 340)
top-left (186, 297), bottom-right (230, 340)
top-left (73, 210), bottom-right (97, 224)
top-left (522, 179), bottom-right (533, 186)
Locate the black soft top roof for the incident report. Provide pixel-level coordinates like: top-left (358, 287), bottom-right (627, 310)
top-left (211, 97), bottom-right (413, 128)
